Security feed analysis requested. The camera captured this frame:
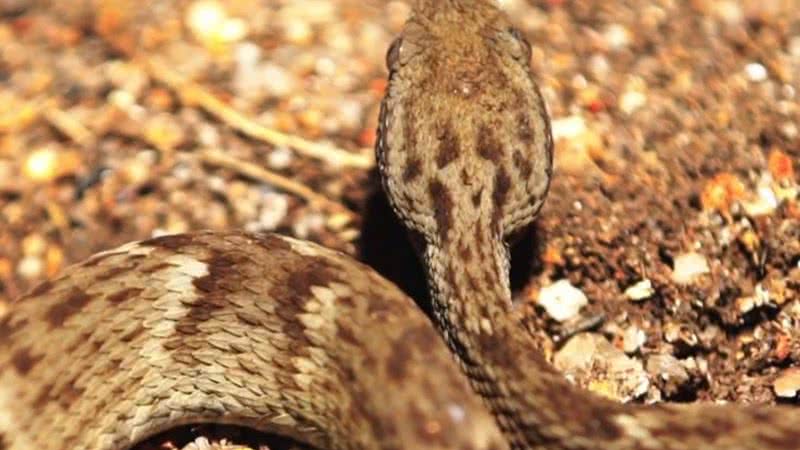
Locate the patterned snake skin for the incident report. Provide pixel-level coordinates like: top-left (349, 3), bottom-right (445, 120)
top-left (2, 1), bottom-right (800, 449)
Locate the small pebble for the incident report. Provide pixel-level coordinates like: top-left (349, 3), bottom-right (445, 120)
top-left (23, 147), bottom-right (58, 182)
top-left (663, 322), bottom-right (699, 348)
top-left (744, 62), bottom-right (768, 82)
top-left (624, 279), bottom-right (655, 301)
top-left (789, 36), bottom-right (800, 59)
top-left (537, 279), bottom-right (588, 322)
top-left (736, 284), bottom-right (771, 314)
top-left (336, 98), bottom-right (365, 131)
top-left (774, 367), bottom-right (800, 398)
top-left (260, 63), bottom-right (296, 98)
top-left (646, 354), bottom-right (690, 396)
top-left (671, 252), bottom-right (710, 284)
top-left (622, 325), bottom-right (646, 354)
top-left (554, 332), bottom-right (649, 402)
top-left (551, 115), bottom-right (586, 140)
top-left (196, 123), bottom-right (221, 147)
top-left (17, 255), bottom-right (43, 279)
top-left (263, 147), bottom-right (292, 170)
top-left (23, 147), bottom-right (81, 183)
top-left (741, 185), bottom-right (777, 217)
top-left (293, 212), bottom-right (325, 239)
top-left (603, 23), bottom-right (631, 50)
top-left (713, 1), bottom-right (743, 24)
top-left (781, 122), bottom-right (800, 139)
top-left (619, 90), bottom-right (647, 115)
top-left (257, 192), bottom-right (289, 230)
top-left (283, 18), bottom-right (313, 45)
top-left (587, 54), bottom-right (610, 80)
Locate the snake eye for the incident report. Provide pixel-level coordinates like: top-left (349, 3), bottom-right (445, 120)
top-left (508, 27), bottom-right (532, 64)
top-left (386, 36), bottom-right (403, 71)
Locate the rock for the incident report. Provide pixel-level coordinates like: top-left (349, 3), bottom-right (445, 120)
top-left (774, 367), bottom-right (800, 398)
top-left (742, 185), bottom-right (778, 217)
top-left (550, 115), bottom-right (586, 141)
top-left (663, 322), bottom-right (699, 348)
top-left (671, 252), bottom-right (710, 284)
top-left (17, 256), bottom-right (43, 280)
top-left (619, 90), bottom-right (647, 115)
top-left (602, 23), bottom-right (631, 50)
top-left (744, 62), bottom-right (768, 82)
top-left (646, 354), bottom-right (688, 381)
top-left (537, 279), bottom-right (588, 322)
top-left (267, 146), bottom-right (293, 169)
top-left (23, 146), bottom-right (81, 183)
top-left (646, 354), bottom-right (691, 397)
top-left (624, 279), bottom-right (655, 302)
top-left (622, 325), bottom-right (646, 354)
top-left (735, 284), bottom-right (771, 315)
top-left (554, 332), bottom-right (649, 402)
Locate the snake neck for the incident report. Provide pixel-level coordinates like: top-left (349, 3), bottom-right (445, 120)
top-left (422, 222), bottom-right (625, 449)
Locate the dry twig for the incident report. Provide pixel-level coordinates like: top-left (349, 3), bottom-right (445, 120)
top-left (198, 148), bottom-right (357, 220)
top-left (142, 56), bottom-right (374, 169)
top-left (42, 100), bottom-right (96, 147)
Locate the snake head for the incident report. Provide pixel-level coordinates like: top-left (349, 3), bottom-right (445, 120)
top-left (376, 0), bottom-right (552, 248)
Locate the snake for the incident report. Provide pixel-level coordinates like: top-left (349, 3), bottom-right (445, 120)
top-left (1, 1), bottom-right (799, 449)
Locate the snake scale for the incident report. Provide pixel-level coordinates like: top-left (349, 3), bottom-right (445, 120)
top-left (1, 0), bottom-right (799, 449)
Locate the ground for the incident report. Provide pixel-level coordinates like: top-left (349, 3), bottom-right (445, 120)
top-left (0, 0), bottom-right (798, 448)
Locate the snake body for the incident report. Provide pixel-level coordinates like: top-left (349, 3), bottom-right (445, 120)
top-left (0, 232), bottom-right (506, 450)
top-left (2, 1), bottom-right (800, 449)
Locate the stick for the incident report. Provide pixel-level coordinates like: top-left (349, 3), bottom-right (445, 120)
top-left (198, 148), bottom-right (357, 220)
top-left (143, 56), bottom-right (375, 169)
top-left (42, 100), bottom-right (96, 147)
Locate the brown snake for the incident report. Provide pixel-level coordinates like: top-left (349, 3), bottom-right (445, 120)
top-left (2, 1), bottom-right (800, 449)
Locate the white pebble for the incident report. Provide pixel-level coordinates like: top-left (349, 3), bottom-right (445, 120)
top-left (744, 62), bottom-right (768, 82)
top-left (206, 176), bottom-right (226, 193)
top-left (17, 256), bottom-right (43, 280)
top-left (446, 403), bottom-right (466, 423)
top-left (603, 24), bottom-right (630, 50)
top-left (671, 252), bottom-right (710, 284)
top-left (551, 115), bottom-right (586, 141)
top-left (293, 212), bottom-right (325, 239)
top-left (258, 192), bottom-right (289, 230)
top-left (713, 1), bottom-right (743, 24)
top-left (261, 63), bottom-right (296, 97)
top-left (336, 99), bottom-right (364, 131)
top-left (742, 185), bottom-right (778, 217)
top-left (774, 368), bottom-right (800, 398)
top-left (624, 279), bottom-right (655, 301)
top-left (537, 279), bottom-right (588, 322)
top-left (789, 36), bottom-right (800, 59)
top-left (283, 18), bottom-right (313, 45)
top-left (623, 326), bottom-right (647, 354)
top-left (781, 122), bottom-right (798, 139)
top-left (235, 41), bottom-right (261, 67)
top-left (187, 1), bottom-right (226, 34)
top-left (315, 56), bottom-right (337, 77)
top-left (197, 123), bottom-right (220, 147)
top-left (554, 332), bottom-right (649, 401)
top-left (619, 90), bottom-right (647, 115)
top-left (588, 54), bottom-right (610, 80)
top-left (268, 146), bottom-right (294, 169)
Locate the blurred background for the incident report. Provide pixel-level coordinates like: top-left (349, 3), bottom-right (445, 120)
top-left (0, 0), bottom-right (799, 447)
